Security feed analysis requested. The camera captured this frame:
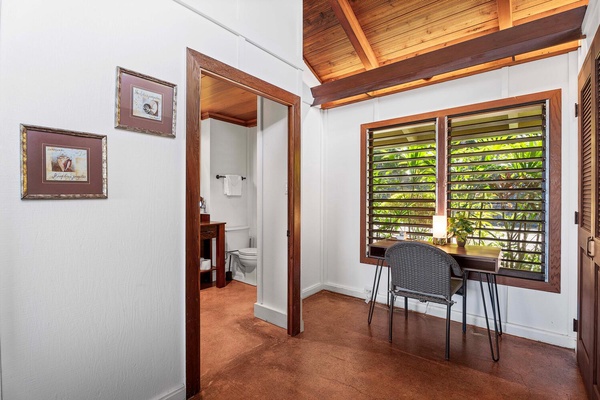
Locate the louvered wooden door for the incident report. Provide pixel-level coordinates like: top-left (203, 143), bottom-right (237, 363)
top-left (578, 36), bottom-right (600, 399)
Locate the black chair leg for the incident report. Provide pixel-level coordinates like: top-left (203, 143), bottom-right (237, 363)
top-left (445, 304), bottom-right (452, 360)
top-left (404, 296), bottom-right (408, 319)
top-left (389, 292), bottom-right (395, 342)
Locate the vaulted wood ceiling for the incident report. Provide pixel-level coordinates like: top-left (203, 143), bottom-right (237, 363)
top-left (305, 0), bottom-right (588, 108)
top-left (201, 0), bottom-right (588, 124)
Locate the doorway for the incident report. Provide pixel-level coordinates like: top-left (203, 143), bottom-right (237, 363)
top-left (185, 49), bottom-right (301, 399)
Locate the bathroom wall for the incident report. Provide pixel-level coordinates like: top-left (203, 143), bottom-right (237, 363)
top-left (208, 119), bottom-right (250, 227)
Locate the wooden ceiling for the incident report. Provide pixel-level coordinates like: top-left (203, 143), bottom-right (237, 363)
top-left (305, 0), bottom-right (588, 108)
top-left (201, 74), bottom-right (257, 127)
top-left (201, 0), bottom-right (588, 123)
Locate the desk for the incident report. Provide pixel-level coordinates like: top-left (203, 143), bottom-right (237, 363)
top-left (200, 221), bottom-right (226, 288)
top-left (368, 239), bottom-right (502, 361)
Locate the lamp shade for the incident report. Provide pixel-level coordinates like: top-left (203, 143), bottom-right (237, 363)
top-left (432, 215), bottom-right (447, 239)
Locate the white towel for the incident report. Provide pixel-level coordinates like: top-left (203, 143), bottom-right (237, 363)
top-left (224, 175), bottom-right (242, 196)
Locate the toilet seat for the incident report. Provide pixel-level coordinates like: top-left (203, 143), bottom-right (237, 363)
top-left (238, 248), bottom-right (257, 257)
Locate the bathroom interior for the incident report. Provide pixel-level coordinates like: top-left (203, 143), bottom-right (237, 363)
top-left (199, 75), bottom-right (260, 290)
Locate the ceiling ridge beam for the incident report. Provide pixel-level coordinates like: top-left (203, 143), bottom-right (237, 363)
top-left (311, 5), bottom-right (586, 106)
top-left (497, 0), bottom-right (513, 30)
top-left (328, 0), bottom-right (379, 70)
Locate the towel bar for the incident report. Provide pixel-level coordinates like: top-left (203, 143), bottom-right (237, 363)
top-left (216, 174), bottom-right (246, 180)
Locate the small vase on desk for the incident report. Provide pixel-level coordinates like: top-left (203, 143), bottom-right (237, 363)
top-left (456, 237), bottom-right (467, 247)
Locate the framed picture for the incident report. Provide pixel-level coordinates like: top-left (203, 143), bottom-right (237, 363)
top-left (21, 125), bottom-right (107, 199)
top-left (115, 67), bottom-right (177, 137)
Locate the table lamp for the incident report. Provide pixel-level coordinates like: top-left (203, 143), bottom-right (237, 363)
top-left (432, 215), bottom-right (447, 245)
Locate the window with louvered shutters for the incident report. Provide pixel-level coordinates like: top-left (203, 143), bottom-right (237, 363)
top-left (448, 103), bottom-right (547, 279)
top-left (365, 120), bottom-right (437, 250)
top-left (581, 77), bottom-right (592, 233)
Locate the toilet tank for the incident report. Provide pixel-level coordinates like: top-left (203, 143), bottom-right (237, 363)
top-left (225, 226), bottom-right (250, 251)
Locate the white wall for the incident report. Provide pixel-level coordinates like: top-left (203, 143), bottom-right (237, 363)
top-left (174, 0), bottom-right (303, 94)
top-left (321, 54), bottom-right (580, 348)
top-left (208, 119), bottom-right (249, 226)
top-left (300, 92), bottom-right (324, 298)
top-left (255, 98), bottom-right (289, 329)
top-left (580, 0), bottom-right (600, 70)
top-left (0, 0), bottom-right (302, 399)
top-left (200, 119), bottom-right (211, 214)
top-left (247, 125), bottom-right (258, 243)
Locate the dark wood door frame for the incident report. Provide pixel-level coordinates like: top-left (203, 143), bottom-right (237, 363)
top-left (577, 25), bottom-right (600, 400)
top-left (185, 48), bottom-right (302, 399)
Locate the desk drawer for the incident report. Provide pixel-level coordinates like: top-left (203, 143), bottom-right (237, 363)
top-left (200, 225), bottom-right (217, 239)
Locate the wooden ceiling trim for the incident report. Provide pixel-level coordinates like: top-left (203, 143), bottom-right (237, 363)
top-left (328, 0), bottom-right (379, 70)
top-left (311, 5), bottom-right (586, 106)
top-left (512, 39), bottom-right (580, 61)
top-left (201, 112), bottom-right (257, 128)
top-left (497, 0), bottom-right (514, 29)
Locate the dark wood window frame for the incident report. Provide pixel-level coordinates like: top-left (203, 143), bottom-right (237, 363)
top-left (360, 90), bottom-right (561, 293)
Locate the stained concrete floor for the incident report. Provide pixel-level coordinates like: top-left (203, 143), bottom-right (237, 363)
top-left (200, 281), bottom-right (586, 399)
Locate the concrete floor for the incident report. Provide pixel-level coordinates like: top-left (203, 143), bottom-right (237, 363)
top-left (200, 281), bottom-right (586, 399)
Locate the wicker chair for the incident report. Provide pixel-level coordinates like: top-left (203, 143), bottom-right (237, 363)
top-left (385, 241), bottom-right (464, 360)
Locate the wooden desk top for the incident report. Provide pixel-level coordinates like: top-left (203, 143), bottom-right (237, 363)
top-left (200, 221), bottom-right (226, 227)
top-left (368, 239), bottom-right (501, 274)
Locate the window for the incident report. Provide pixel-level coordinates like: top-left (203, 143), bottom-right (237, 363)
top-left (366, 120), bottom-right (437, 242)
top-left (360, 91), bottom-right (561, 292)
top-left (448, 103), bottom-right (547, 280)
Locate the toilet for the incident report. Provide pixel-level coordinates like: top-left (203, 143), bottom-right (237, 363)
top-left (225, 226), bottom-right (258, 285)
top-left (237, 247), bottom-right (257, 268)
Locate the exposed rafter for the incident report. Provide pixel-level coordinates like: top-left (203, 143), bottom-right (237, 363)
top-left (497, 0), bottom-right (513, 30)
top-left (328, 0), bottom-right (379, 70)
top-left (311, 6), bottom-right (586, 106)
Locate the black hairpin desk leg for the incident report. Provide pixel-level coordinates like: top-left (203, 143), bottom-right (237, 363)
top-left (478, 272), bottom-right (500, 361)
top-left (368, 259), bottom-right (384, 324)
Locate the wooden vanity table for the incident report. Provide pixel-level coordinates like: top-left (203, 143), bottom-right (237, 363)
top-left (200, 221), bottom-right (226, 288)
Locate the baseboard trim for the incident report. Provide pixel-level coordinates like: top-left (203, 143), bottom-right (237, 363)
top-left (156, 385), bottom-right (185, 400)
top-left (322, 283), bottom-right (576, 349)
top-left (254, 302), bottom-right (287, 329)
top-left (302, 283), bottom-right (323, 299)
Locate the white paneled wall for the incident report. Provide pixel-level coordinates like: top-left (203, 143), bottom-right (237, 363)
top-left (0, 1), bottom-right (302, 399)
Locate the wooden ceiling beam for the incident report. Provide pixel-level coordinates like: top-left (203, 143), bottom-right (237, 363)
top-left (328, 0), bottom-right (379, 70)
top-left (320, 40), bottom-right (581, 110)
top-left (497, 0), bottom-right (513, 30)
top-left (311, 6), bottom-right (586, 106)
